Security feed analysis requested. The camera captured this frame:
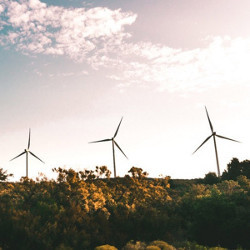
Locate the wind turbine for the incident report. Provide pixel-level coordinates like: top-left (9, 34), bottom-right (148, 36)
top-left (10, 129), bottom-right (44, 178)
top-left (89, 117), bottom-right (128, 178)
top-left (193, 107), bottom-right (240, 177)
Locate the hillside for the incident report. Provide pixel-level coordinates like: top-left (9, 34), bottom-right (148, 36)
top-left (0, 163), bottom-right (249, 249)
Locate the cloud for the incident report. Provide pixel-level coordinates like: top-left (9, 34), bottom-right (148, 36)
top-left (102, 36), bottom-right (250, 92)
top-left (1, 1), bottom-right (250, 93)
top-left (48, 70), bottom-right (89, 79)
top-left (0, 4), bottom-right (4, 14)
top-left (0, 0), bottom-right (137, 60)
top-left (0, 2), bottom-right (7, 30)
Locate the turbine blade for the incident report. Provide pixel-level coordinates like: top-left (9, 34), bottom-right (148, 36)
top-left (113, 117), bottom-right (123, 138)
top-left (28, 128), bottom-right (31, 149)
top-left (114, 140), bottom-right (128, 159)
top-left (216, 134), bottom-right (241, 143)
top-left (29, 151), bottom-right (45, 163)
top-left (10, 151), bottom-right (26, 161)
top-left (89, 139), bottom-right (111, 143)
top-left (193, 134), bottom-right (213, 154)
top-left (205, 106), bottom-right (214, 133)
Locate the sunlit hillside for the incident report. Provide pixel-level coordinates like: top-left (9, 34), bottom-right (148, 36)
top-left (0, 159), bottom-right (249, 249)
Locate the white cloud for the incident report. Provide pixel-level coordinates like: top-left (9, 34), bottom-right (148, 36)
top-left (0, 2), bottom-right (7, 30)
top-left (48, 69), bottom-right (89, 78)
top-left (102, 37), bottom-right (250, 92)
top-left (0, 4), bottom-right (4, 14)
top-left (1, 1), bottom-right (250, 93)
top-left (0, 0), bottom-right (137, 60)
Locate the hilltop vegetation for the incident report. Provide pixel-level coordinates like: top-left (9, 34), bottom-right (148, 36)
top-left (0, 160), bottom-right (249, 249)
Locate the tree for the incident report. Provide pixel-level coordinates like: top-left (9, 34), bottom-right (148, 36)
top-left (204, 172), bottom-right (219, 185)
top-left (0, 168), bottom-right (13, 182)
top-left (95, 166), bottom-right (111, 179)
top-left (241, 160), bottom-right (250, 178)
top-left (223, 158), bottom-right (241, 180)
top-left (222, 158), bottom-right (250, 180)
top-left (128, 167), bottom-right (148, 179)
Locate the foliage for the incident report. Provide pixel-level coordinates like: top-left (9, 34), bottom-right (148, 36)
top-left (174, 241), bottom-right (227, 250)
top-left (122, 240), bottom-right (175, 250)
top-left (53, 165), bottom-right (111, 182)
top-left (0, 168), bottom-right (13, 182)
top-left (128, 167), bottom-right (149, 179)
top-left (203, 172), bottom-right (218, 185)
top-left (222, 158), bottom-right (250, 180)
top-left (148, 240), bottom-right (175, 250)
top-left (180, 179), bottom-right (250, 249)
top-left (95, 245), bottom-right (118, 250)
top-left (96, 240), bottom-right (229, 249)
top-left (0, 159), bottom-right (249, 249)
top-left (122, 240), bottom-right (147, 250)
top-left (0, 167), bottom-right (172, 249)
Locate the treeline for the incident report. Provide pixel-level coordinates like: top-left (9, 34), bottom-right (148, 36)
top-left (0, 160), bottom-right (249, 249)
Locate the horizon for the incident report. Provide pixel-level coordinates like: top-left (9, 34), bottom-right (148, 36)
top-left (1, 0), bottom-right (250, 181)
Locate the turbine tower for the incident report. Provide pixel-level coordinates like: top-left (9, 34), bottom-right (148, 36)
top-left (89, 117), bottom-right (128, 178)
top-left (193, 107), bottom-right (240, 177)
top-left (10, 129), bottom-right (45, 178)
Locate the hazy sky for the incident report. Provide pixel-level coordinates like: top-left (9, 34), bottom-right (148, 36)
top-left (1, 0), bottom-right (250, 180)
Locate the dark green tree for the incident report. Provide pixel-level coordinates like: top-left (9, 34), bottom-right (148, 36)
top-left (204, 172), bottom-right (219, 185)
top-left (222, 158), bottom-right (250, 180)
top-left (241, 160), bottom-right (250, 178)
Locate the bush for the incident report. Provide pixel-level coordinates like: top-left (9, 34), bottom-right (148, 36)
top-left (95, 244), bottom-right (118, 250)
top-left (146, 246), bottom-right (161, 250)
top-left (122, 241), bottom-right (147, 250)
top-left (204, 172), bottom-right (218, 185)
top-left (148, 241), bottom-right (175, 250)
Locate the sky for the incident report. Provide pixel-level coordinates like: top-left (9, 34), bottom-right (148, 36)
top-left (1, 0), bottom-right (250, 181)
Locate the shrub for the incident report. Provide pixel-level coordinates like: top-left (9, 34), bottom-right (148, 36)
top-left (148, 241), bottom-right (175, 250)
top-left (95, 244), bottom-right (118, 250)
top-left (146, 246), bottom-right (161, 250)
top-left (122, 241), bottom-right (147, 250)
